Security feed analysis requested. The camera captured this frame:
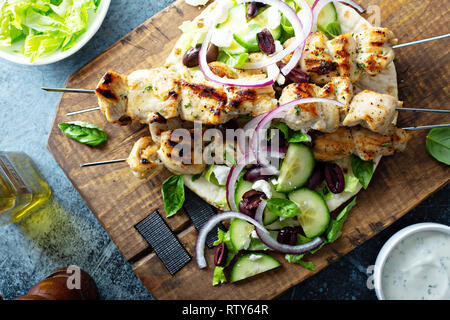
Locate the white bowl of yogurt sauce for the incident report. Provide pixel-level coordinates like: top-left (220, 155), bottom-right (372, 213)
top-left (374, 223), bottom-right (450, 300)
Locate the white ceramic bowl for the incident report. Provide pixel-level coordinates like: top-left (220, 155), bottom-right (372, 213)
top-left (374, 222), bottom-right (450, 300)
top-left (0, 0), bottom-right (111, 66)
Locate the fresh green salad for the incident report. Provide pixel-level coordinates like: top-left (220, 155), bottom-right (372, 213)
top-left (0, 0), bottom-right (102, 62)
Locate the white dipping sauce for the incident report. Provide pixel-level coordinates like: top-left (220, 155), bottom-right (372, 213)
top-left (381, 231), bottom-right (450, 300)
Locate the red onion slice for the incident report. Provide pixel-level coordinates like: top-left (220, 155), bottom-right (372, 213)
top-left (199, 28), bottom-right (276, 87)
top-left (254, 200), bottom-right (324, 254)
top-left (238, 113), bottom-right (268, 156)
top-left (195, 211), bottom-right (269, 269)
top-left (281, 0), bottom-right (313, 75)
top-left (226, 153), bottom-right (256, 212)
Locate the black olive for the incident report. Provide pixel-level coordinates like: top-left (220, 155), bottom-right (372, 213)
top-left (277, 227), bottom-right (298, 246)
top-left (257, 29), bottom-right (276, 55)
top-left (244, 166), bottom-right (275, 183)
top-left (182, 44), bottom-right (218, 68)
top-left (214, 242), bottom-right (228, 267)
top-left (324, 163), bottom-right (345, 194)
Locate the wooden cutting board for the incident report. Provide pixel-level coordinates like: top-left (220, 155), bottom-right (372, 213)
top-left (47, 0), bottom-right (449, 299)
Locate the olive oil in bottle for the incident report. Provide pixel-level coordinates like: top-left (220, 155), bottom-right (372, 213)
top-left (0, 152), bottom-right (51, 225)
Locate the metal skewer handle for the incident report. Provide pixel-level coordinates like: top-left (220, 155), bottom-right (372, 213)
top-left (80, 159), bottom-right (127, 167)
top-left (396, 108), bottom-right (450, 113)
top-left (41, 87), bottom-right (96, 94)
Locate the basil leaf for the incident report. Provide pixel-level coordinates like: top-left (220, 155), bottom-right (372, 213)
top-left (266, 198), bottom-right (301, 218)
top-left (288, 131), bottom-right (309, 143)
top-left (351, 156), bottom-right (374, 189)
top-left (426, 126), bottom-right (450, 165)
top-left (162, 175), bottom-right (185, 218)
top-left (191, 173), bottom-right (202, 182)
top-left (326, 197), bottom-right (357, 243)
top-left (271, 121), bottom-right (290, 140)
top-left (58, 121), bottom-right (107, 146)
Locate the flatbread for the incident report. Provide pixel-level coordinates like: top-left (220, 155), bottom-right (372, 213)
top-left (173, 1), bottom-right (397, 212)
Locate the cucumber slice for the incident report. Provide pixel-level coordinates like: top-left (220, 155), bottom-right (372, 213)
top-left (306, 0), bottom-right (341, 39)
top-left (235, 173), bottom-right (286, 225)
top-left (288, 188), bottom-right (330, 238)
top-left (276, 143), bottom-right (315, 193)
top-left (233, 24), bottom-right (261, 52)
top-left (229, 218), bottom-right (254, 251)
top-left (218, 3), bottom-right (281, 56)
top-left (230, 253), bottom-right (281, 283)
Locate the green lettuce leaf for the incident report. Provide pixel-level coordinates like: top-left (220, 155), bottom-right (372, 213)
top-left (212, 266), bottom-right (227, 286)
top-left (0, 0), bottom-right (101, 61)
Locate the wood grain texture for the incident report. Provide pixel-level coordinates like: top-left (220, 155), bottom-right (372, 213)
top-left (47, 0), bottom-right (449, 299)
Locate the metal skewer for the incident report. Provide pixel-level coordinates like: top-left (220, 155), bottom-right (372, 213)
top-left (41, 32), bottom-right (450, 97)
top-left (63, 106), bottom-right (449, 116)
top-left (398, 107), bottom-right (450, 113)
top-left (41, 87), bottom-right (96, 94)
top-left (80, 159), bottom-right (127, 167)
top-left (392, 33), bottom-right (450, 49)
top-left (66, 107), bottom-right (101, 116)
top-left (79, 124), bottom-right (450, 168)
top-left (402, 124), bottom-right (450, 131)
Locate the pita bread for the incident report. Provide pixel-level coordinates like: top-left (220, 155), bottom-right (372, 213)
top-left (173, 1), bottom-right (397, 212)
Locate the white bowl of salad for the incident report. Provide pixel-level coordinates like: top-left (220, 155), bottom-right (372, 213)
top-left (0, 0), bottom-right (111, 65)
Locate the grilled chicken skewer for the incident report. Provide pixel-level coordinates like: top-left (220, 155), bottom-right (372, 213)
top-left (42, 31), bottom-right (450, 115)
top-left (277, 76), bottom-right (449, 135)
top-left (81, 121), bottom-right (412, 179)
top-left (283, 30), bottom-right (450, 85)
top-left (51, 64), bottom-right (450, 136)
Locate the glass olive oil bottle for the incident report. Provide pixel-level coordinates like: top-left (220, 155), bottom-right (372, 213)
top-left (0, 152), bottom-right (51, 225)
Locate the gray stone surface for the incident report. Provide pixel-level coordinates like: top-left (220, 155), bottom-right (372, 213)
top-left (0, 0), bottom-right (448, 300)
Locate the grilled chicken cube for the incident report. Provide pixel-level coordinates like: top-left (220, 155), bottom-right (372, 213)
top-left (149, 116), bottom-right (191, 145)
top-left (127, 68), bottom-right (181, 124)
top-left (312, 126), bottom-right (410, 161)
top-left (127, 137), bottom-right (163, 179)
top-left (321, 76), bottom-right (354, 121)
top-left (95, 71), bottom-right (130, 125)
top-left (326, 33), bottom-right (360, 82)
top-left (178, 62), bottom-right (277, 124)
top-left (343, 90), bottom-right (402, 134)
top-left (300, 32), bottom-right (339, 85)
top-left (178, 80), bottom-right (232, 124)
top-left (158, 129), bottom-right (206, 175)
top-left (225, 85), bottom-right (277, 118)
top-left (312, 127), bottom-right (355, 161)
top-left (354, 27), bottom-right (398, 75)
top-left (279, 82), bottom-right (340, 133)
top-left (352, 126), bottom-right (410, 161)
